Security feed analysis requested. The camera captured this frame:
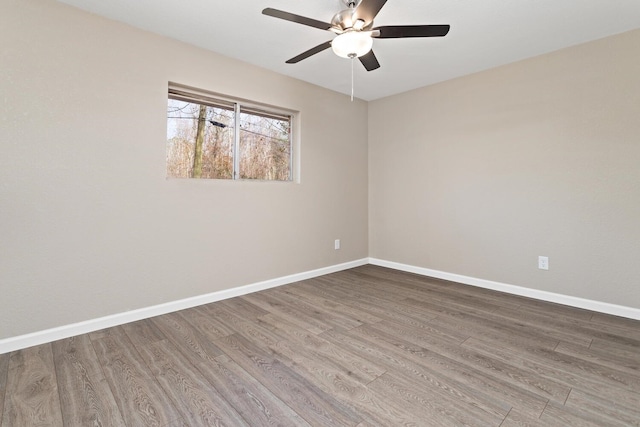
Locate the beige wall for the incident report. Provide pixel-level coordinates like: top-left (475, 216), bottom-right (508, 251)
top-left (0, 0), bottom-right (369, 339)
top-left (369, 29), bottom-right (640, 309)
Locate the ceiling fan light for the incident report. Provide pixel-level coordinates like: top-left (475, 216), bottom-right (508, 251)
top-left (353, 19), bottom-right (366, 31)
top-left (331, 31), bottom-right (373, 58)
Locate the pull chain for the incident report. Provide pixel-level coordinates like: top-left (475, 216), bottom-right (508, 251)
top-left (349, 53), bottom-right (356, 102)
top-left (351, 57), bottom-right (354, 101)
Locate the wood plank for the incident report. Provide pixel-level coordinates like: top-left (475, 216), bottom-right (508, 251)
top-left (425, 306), bottom-right (561, 351)
top-left (539, 401), bottom-right (620, 427)
top-left (137, 339), bottom-right (249, 426)
top-left (51, 335), bottom-right (126, 426)
top-left (301, 281), bottom-right (459, 336)
top-left (3, 344), bottom-right (64, 426)
top-left (334, 293), bottom-right (443, 330)
top-left (215, 312), bottom-right (289, 349)
top-left (370, 320), bottom-right (571, 404)
top-left (499, 409), bottom-right (548, 427)
top-left (315, 275), bottom-right (408, 303)
top-left (524, 346), bottom-right (640, 394)
top-left (555, 341), bottom-right (640, 376)
top-left (370, 312), bottom-right (469, 345)
top-left (270, 336), bottom-right (375, 386)
top-left (300, 279), bottom-right (458, 329)
top-left (347, 265), bottom-right (525, 310)
top-left (269, 337), bottom-right (456, 426)
top-left (590, 336), bottom-right (640, 361)
top-left (165, 417), bottom-right (190, 427)
top-left (265, 287), bottom-right (365, 331)
top-left (260, 313), bottom-right (387, 384)
top-left (242, 292), bottom-right (332, 334)
top-left (121, 318), bottom-right (167, 347)
top-left (195, 302), bottom-right (292, 350)
top-left (564, 388), bottom-right (640, 426)
top-left (490, 306), bottom-right (593, 347)
top-left (200, 354), bottom-right (310, 426)
top-left (88, 326), bottom-right (117, 342)
top-left (367, 372), bottom-right (503, 426)
top-left (348, 323), bottom-right (549, 418)
top-left (463, 336), bottom-right (640, 410)
top-left (91, 327), bottom-right (182, 426)
top-left (151, 311), bottom-right (224, 366)
top-left (496, 305), bottom-right (640, 346)
top-left (256, 312), bottom-right (316, 344)
top-left (589, 312), bottom-right (640, 330)
top-left (217, 297), bottom-right (269, 318)
top-left (214, 333), bottom-right (363, 426)
top-left (506, 297), bottom-right (596, 322)
top-left (353, 265), bottom-right (595, 321)
top-left (0, 353), bottom-right (8, 426)
top-left (348, 264), bottom-right (567, 317)
top-left (272, 283), bottom-right (381, 326)
top-left (181, 305), bottom-right (236, 339)
top-left (319, 327), bottom-right (513, 422)
top-left (400, 293), bottom-right (506, 319)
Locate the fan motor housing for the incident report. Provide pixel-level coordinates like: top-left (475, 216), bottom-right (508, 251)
top-left (332, 7), bottom-right (373, 31)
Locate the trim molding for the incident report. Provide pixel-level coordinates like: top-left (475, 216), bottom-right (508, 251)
top-left (369, 258), bottom-right (640, 321)
top-left (0, 258), bottom-right (368, 354)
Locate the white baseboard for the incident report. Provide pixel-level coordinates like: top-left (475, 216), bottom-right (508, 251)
top-left (0, 258), bottom-right (369, 354)
top-left (369, 258), bottom-right (640, 321)
top-left (4, 256), bottom-right (637, 354)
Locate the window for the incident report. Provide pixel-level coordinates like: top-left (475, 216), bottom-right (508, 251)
top-left (166, 84), bottom-right (293, 181)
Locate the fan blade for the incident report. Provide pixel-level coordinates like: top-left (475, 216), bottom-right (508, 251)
top-left (359, 50), bottom-right (380, 71)
top-left (262, 8), bottom-right (333, 31)
top-left (286, 41), bottom-right (332, 64)
top-left (353, 0), bottom-right (388, 25)
top-left (374, 25), bottom-right (450, 38)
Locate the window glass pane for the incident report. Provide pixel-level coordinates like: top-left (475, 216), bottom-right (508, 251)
top-left (238, 108), bottom-right (291, 181)
top-left (167, 99), bottom-right (235, 179)
top-left (167, 84), bottom-right (294, 181)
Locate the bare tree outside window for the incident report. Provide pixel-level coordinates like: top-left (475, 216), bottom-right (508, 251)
top-left (166, 87), bottom-right (292, 181)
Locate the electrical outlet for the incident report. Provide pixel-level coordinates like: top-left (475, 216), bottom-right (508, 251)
top-left (334, 239), bottom-right (341, 250)
top-left (538, 256), bottom-right (549, 270)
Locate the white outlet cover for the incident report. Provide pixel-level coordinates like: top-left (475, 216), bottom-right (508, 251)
top-left (538, 256), bottom-right (549, 270)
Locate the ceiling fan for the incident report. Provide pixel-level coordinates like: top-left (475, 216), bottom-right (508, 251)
top-left (262, 0), bottom-right (450, 71)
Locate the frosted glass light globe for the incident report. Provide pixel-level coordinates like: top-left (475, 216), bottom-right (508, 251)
top-left (331, 31), bottom-right (373, 58)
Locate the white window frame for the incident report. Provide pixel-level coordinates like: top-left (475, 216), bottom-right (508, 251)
top-left (167, 82), bottom-right (297, 182)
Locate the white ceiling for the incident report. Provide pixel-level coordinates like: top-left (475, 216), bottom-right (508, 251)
top-left (56, 0), bottom-right (640, 101)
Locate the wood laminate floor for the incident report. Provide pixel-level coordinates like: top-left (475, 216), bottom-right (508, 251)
top-left (1, 265), bottom-right (639, 426)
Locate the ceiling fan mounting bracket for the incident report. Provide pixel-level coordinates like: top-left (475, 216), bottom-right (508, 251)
top-left (340, 0), bottom-right (361, 8)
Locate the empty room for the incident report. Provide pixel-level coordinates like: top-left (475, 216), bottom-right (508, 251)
top-left (1, 0), bottom-right (639, 425)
